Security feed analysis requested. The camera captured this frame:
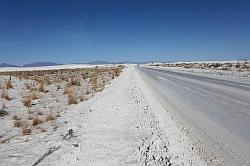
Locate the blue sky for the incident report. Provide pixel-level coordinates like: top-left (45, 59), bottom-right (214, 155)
top-left (0, 0), bottom-right (250, 65)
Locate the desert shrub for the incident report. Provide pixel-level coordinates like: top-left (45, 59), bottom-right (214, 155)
top-left (1, 89), bottom-right (10, 100)
top-left (0, 108), bottom-right (8, 116)
top-left (13, 119), bottom-right (23, 128)
top-left (21, 121), bottom-right (32, 135)
top-left (6, 79), bottom-right (13, 89)
top-left (38, 82), bottom-right (45, 92)
top-left (0, 81), bottom-right (3, 89)
top-left (44, 76), bottom-right (52, 85)
top-left (46, 113), bottom-right (55, 121)
top-left (31, 91), bottom-right (37, 100)
top-left (37, 109), bottom-right (43, 115)
top-left (27, 115), bottom-right (33, 120)
top-left (222, 67), bottom-right (230, 71)
top-left (80, 90), bottom-right (86, 101)
top-left (113, 67), bottom-right (122, 77)
top-left (68, 92), bottom-right (78, 105)
top-left (12, 115), bottom-right (18, 120)
top-left (55, 113), bottom-right (60, 117)
top-left (64, 84), bottom-right (72, 94)
top-left (39, 127), bottom-right (47, 133)
top-left (69, 77), bottom-right (81, 86)
top-left (1, 99), bottom-right (7, 111)
top-left (90, 72), bottom-right (98, 91)
top-left (32, 116), bottom-right (43, 126)
top-left (27, 107), bottom-right (33, 114)
top-left (56, 84), bottom-right (61, 91)
top-left (22, 97), bottom-right (32, 107)
top-left (86, 86), bottom-right (91, 95)
top-left (212, 63), bottom-right (221, 68)
top-left (25, 84), bottom-right (31, 90)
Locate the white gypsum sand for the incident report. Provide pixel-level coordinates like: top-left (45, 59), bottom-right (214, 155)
top-left (0, 66), bottom-right (206, 165)
top-left (144, 60), bottom-right (250, 84)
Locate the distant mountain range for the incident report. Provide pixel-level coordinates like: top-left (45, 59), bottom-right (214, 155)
top-left (0, 62), bottom-right (63, 68)
top-left (87, 61), bottom-right (113, 65)
top-left (87, 61), bottom-right (145, 65)
top-left (0, 63), bottom-right (18, 67)
top-left (22, 62), bottom-right (63, 67)
top-left (0, 61), bottom-right (146, 68)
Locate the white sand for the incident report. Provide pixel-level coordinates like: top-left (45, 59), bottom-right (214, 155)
top-left (0, 66), bottom-right (206, 166)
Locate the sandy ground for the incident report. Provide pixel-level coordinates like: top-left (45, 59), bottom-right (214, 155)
top-left (0, 66), bottom-right (206, 166)
top-left (147, 60), bottom-right (250, 80)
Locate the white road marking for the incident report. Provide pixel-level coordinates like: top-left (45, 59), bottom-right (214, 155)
top-left (156, 76), bottom-right (176, 85)
top-left (156, 75), bottom-right (250, 107)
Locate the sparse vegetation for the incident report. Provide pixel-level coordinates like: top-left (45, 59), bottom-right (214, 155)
top-left (0, 98), bottom-right (7, 115)
top-left (32, 116), bottom-right (43, 126)
top-left (0, 109), bottom-right (8, 116)
top-left (31, 91), bottom-right (38, 100)
top-left (12, 115), bottom-right (18, 120)
top-left (6, 79), bottom-right (13, 89)
top-left (0, 66), bottom-right (123, 137)
top-left (37, 109), bottom-right (43, 115)
top-left (153, 61), bottom-right (250, 73)
top-left (21, 121), bottom-right (32, 135)
top-left (22, 96), bottom-right (32, 107)
top-left (90, 71), bottom-right (98, 91)
top-left (27, 108), bottom-right (33, 114)
top-left (1, 89), bottom-right (10, 100)
top-left (38, 81), bottom-right (45, 92)
top-left (13, 119), bottom-right (23, 128)
top-left (64, 84), bottom-right (72, 94)
top-left (46, 112), bottom-right (55, 122)
top-left (56, 83), bottom-right (61, 91)
top-left (69, 77), bottom-right (81, 86)
top-left (68, 92), bottom-right (78, 105)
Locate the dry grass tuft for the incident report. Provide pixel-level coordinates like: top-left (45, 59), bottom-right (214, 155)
top-left (46, 113), bottom-right (55, 122)
top-left (27, 115), bottom-right (33, 120)
top-left (31, 91), bottom-right (38, 100)
top-left (6, 79), bottom-right (13, 89)
top-left (113, 68), bottom-right (122, 77)
top-left (37, 109), bottom-right (43, 115)
top-left (25, 84), bottom-right (31, 90)
top-left (68, 92), bottom-right (78, 105)
top-left (0, 82), bottom-right (3, 89)
top-left (12, 115), bottom-right (18, 120)
top-left (0, 108), bottom-right (8, 116)
top-left (55, 113), bottom-right (61, 118)
top-left (69, 77), bottom-right (81, 86)
top-left (13, 119), bottom-right (23, 128)
top-left (27, 107), bottom-right (33, 114)
top-left (90, 72), bottom-right (98, 91)
top-left (64, 84), bottom-right (72, 94)
top-left (21, 121), bottom-right (32, 135)
top-left (22, 97), bottom-right (32, 107)
top-left (22, 90), bottom-right (38, 107)
top-left (56, 84), bottom-right (61, 91)
top-left (39, 127), bottom-right (47, 133)
top-left (1, 89), bottom-right (10, 100)
top-left (38, 81), bottom-right (45, 92)
top-left (80, 93), bottom-right (86, 101)
top-left (1, 99), bottom-right (7, 115)
top-left (32, 116), bottom-right (43, 126)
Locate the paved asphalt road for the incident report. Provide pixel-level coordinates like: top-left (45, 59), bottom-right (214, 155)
top-left (138, 67), bottom-right (250, 166)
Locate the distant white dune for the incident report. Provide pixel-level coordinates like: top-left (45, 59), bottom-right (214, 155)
top-left (150, 60), bottom-right (249, 65)
top-left (0, 64), bottom-right (117, 72)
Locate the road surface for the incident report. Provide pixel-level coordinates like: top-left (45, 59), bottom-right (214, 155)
top-left (138, 67), bottom-right (250, 166)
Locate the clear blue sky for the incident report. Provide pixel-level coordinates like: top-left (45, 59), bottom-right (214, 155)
top-left (0, 0), bottom-right (250, 65)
